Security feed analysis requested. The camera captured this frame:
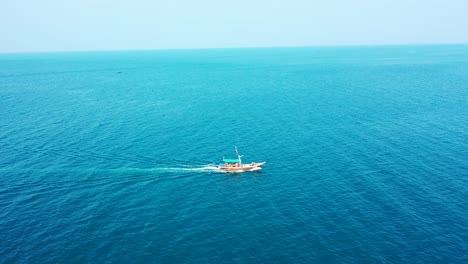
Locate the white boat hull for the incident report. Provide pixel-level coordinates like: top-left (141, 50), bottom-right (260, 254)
top-left (218, 162), bottom-right (265, 172)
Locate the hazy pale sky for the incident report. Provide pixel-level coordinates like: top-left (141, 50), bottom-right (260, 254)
top-left (2, 0), bottom-right (468, 52)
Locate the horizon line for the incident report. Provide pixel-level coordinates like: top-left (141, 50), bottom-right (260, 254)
top-left (1, 41), bottom-right (468, 55)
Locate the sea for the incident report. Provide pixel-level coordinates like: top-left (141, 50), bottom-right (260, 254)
top-left (1, 45), bottom-right (467, 263)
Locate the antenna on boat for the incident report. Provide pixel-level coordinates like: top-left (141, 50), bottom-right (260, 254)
top-left (235, 146), bottom-right (243, 165)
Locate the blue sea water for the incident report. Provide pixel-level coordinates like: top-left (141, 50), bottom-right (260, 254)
top-left (1, 45), bottom-right (467, 263)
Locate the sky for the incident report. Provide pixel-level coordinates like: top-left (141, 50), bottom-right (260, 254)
top-left (2, 0), bottom-right (468, 52)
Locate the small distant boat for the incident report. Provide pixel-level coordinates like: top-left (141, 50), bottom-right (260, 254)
top-left (218, 147), bottom-right (265, 172)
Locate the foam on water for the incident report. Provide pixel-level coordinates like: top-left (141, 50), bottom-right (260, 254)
top-left (0, 165), bottom-right (220, 174)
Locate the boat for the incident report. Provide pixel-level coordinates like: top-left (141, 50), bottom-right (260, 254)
top-left (218, 147), bottom-right (265, 172)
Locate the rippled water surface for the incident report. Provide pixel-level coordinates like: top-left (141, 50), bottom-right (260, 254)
top-left (1, 45), bottom-right (467, 263)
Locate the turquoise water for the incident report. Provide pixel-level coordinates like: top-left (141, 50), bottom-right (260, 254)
top-left (1, 45), bottom-right (467, 263)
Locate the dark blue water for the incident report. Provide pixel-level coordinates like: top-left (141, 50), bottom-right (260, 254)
top-left (1, 45), bottom-right (467, 263)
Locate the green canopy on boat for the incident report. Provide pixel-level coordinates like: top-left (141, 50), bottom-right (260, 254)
top-left (223, 158), bottom-right (240, 163)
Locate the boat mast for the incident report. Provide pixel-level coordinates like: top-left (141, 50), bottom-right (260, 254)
top-left (235, 146), bottom-right (243, 165)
